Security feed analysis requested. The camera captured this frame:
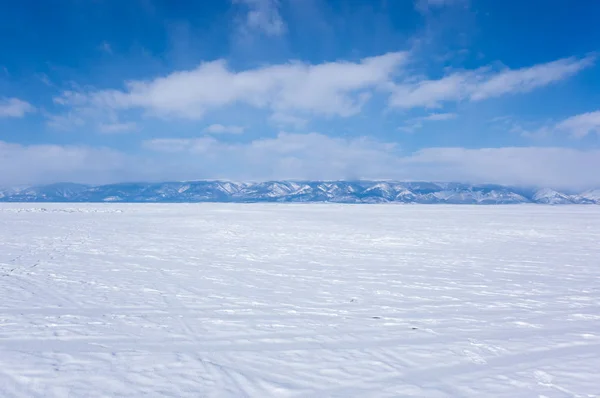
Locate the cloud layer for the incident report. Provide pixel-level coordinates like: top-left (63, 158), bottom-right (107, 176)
top-left (48, 52), bottom-right (595, 132)
top-left (0, 98), bottom-right (35, 118)
top-left (3, 134), bottom-right (600, 190)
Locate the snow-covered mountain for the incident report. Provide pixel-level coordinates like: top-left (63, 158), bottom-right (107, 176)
top-left (532, 188), bottom-right (574, 204)
top-left (0, 181), bottom-right (598, 204)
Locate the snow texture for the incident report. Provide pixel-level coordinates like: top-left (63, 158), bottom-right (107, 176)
top-left (1, 203), bottom-right (600, 397)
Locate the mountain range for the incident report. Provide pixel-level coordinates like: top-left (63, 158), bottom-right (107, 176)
top-left (1, 181), bottom-right (599, 204)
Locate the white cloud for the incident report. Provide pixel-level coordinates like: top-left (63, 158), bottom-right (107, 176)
top-left (0, 98), bottom-right (35, 118)
top-left (398, 112), bottom-right (457, 133)
top-left (47, 92), bottom-right (137, 133)
top-left (509, 110), bottom-right (600, 139)
top-left (204, 124), bottom-right (245, 134)
top-left (405, 147), bottom-right (600, 190)
top-left (49, 53), bottom-right (592, 129)
top-left (471, 56), bottom-right (595, 101)
top-left (0, 141), bottom-right (132, 186)
top-left (53, 52), bottom-right (407, 120)
top-left (46, 112), bottom-right (86, 130)
top-left (142, 137), bottom-right (217, 154)
top-left (98, 122), bottom-right (138, 134)
top-left (235, 0), bottom-right (286, 36)
top-left (36, 73), bottom-right (54, 87)
top-left (389, 55), bottom-right (595, 109)
top-left (398, 123), bottom-right (422, 134)
top-left (3, 135), bottom-right (600, 190)
top-left (269, 112), bottom-right (308, 128)
top-left (418, 112), bottom-right (457, 121)
top-left (555, 110), bottom-right (600, 138)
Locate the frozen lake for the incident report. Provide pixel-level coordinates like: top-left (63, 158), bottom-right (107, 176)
top-left (1, 204), bottom-right (600, 397)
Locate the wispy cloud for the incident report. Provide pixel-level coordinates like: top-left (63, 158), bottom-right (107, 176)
top-left (46, 103), bottom-right (136, 134)
top-left (143, 132), bottom-right (399, 180)
top-left (398, 123), bottom-right (423, 134)
top-left (204, 124), bottom-right (245, 134)
top-left (234, 0), bottom-right (286, 37)
top-left (415, 0), bottom-right (465, 13)
top-left (46, 112), bottom-right (85, 130)
top-left (98, 122), bottom-right (138, 134)
top-left (555, 110), bottom-right (600, 138)
top-left (0, 98), bottom-right (35, 118)
top-left (269, 112), bottom-right (308, 128)
top-left (35, 73), bottom-right (54, 87)
top-left (142, 137), bottom-right (217, 154)
top-left (418, 112), bottom-right (458, 121)
top-left (389, 55), bottom-right (595, 109)
top-left (399, 112), bottom-right (457, 133)
top-left (509, 110), bottom-right (600, 139)
top-left (99, 41), bottom-right (113, 54)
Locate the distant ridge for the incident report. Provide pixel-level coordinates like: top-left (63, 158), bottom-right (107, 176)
top-left (1, 181), bottom-right (599, 204)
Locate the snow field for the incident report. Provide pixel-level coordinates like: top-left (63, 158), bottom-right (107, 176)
top-left (1, 204), bottom-right (600, 397)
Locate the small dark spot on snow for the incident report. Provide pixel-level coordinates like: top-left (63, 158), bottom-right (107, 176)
top-left (372, 316), bottom-right (381, 319)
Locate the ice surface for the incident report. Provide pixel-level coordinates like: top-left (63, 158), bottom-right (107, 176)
top-left (1, 203), bottom-right (600, 397)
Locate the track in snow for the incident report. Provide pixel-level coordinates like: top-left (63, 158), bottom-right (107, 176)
top-left (1, 203), bottom-right (599, 397)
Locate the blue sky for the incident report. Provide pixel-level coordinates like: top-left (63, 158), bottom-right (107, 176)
top-left (1, 0), bottom-right (599, 189)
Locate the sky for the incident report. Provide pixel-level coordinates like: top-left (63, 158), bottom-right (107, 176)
top-left (1, 0), bottom-right (599, 190)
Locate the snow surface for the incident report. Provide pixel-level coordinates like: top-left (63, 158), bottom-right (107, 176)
top-left (1, 203), bottom-right (600, 397)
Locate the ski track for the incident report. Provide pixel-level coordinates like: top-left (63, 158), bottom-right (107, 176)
top-left (1, 203), bottom-right (600, 397)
